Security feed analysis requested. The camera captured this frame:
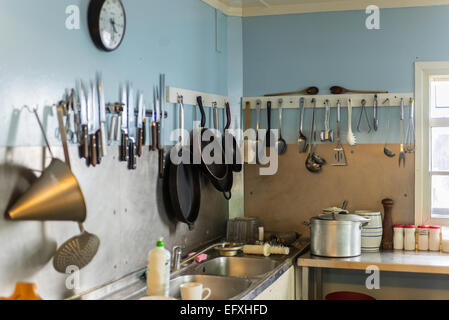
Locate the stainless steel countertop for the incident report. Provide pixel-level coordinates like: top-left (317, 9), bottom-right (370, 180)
top-left (69, 239), bottom-right (310, 300)
top-left (298, 250), bottom-right (449, 274)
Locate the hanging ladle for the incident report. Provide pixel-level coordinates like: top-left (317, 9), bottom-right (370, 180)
top-left (383, 98), bottom-right (396, 158)
top-left (276, 99), bottom-right (287, 155)
top-left (306, 98), bottom-right (323, 173)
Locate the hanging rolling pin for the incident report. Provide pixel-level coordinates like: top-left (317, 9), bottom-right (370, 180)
top-left (381, 198), bottom-right (394, 250)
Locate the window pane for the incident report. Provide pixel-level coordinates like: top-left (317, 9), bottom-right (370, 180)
top-left (431, 79), bottom-right (449, 118)
top-left (431, 175), bottom-right (449, 217)
top-left (431, 127), bottom-right (449, 171)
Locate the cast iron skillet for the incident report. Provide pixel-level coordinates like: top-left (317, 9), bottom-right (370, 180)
top-left (196, 96), bottom-right (233, 200)
top-left (223, 102), bottom-right (242, 173)
top-left (165, 98), bottom-right (201, 230)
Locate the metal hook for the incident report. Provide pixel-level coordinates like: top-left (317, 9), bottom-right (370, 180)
top-left (22, 105), bottom-right (37, 114)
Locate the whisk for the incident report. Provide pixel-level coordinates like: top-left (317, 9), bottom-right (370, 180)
top-left (405, 98), bottom-right (416, 153)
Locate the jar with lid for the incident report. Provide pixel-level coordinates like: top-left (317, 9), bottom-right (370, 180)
top-left (393, 225), bottom-right (405, 250)
top-left (429, 226), bottom-right (441, 251)
top-left (418, 225), bottom-right (430, 251)
top-left (404, 225), bottom-right (416, 251)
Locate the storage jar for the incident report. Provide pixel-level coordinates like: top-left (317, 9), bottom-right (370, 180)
top-left (404, 225), bottom-right (416, 251)
top-left (418, 225), bottom-right (430, 251)
top-left (393, 225), bottom-right (404, 250)
top-left (429, 225), bottom-right (441, 251)
top-left (355, 211), bottom-right (383, 252)
top-left (442, 227), bottom-right (449, 253)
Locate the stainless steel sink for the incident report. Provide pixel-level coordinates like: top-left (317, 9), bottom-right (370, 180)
top-left (169, 275), bottom-right (252, 300)
top-left (193, 256), bottom-right (282, 277)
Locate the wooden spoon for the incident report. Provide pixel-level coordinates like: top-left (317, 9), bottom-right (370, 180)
top-left (330, 86), bottom-right (388, 95)
top-left (265, 86), bottom-right (319, 97)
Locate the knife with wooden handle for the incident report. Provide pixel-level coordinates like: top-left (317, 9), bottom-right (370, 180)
top-left (88, 81), bottom-right (98, 167)
top-left (115, 103), bottom-right (122, 142)
top-left (142, 115), bottom-right (147, 146)
top-left (151, 85), bottom-right (159, 151)
top-left (136, 92), bottom-right (144, 157)
top-left (97, 72), bottom-right (107, 157)
top-left (127, 83), bottom-right (137, 170)
top-left (78, 80), bottom-right (89, 159)
top-left (93, 80), bottom-right (102, 165)
top-left (120, 84), bottom-right (129, 162)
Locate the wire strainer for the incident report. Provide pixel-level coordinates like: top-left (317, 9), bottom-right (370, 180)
top-left (51, 103), bottom-right (100, 273)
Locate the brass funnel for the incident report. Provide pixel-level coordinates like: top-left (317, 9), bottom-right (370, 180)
top-left (8, 159), bottom-right (86, 222)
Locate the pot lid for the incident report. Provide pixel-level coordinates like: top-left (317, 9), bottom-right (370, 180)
top-left (322, 207), bottom-right (349, 214)
top-left (318, 212), bottom-right (370, 222)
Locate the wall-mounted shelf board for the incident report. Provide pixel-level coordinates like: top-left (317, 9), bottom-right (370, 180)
top-left (167, 86), bottom-right (229, 108)
top-left (242, 93), bottom-right (414, 109)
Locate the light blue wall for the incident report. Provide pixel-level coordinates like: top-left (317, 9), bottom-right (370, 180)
top-left (227, 16), bottom-right (243, 131)
top-left (242, 6), bottom-right (449, 298)
top-left (242, 6), bottom-right (449, 144)
top-left (0, 0), bottom-right (232, 147)
top-left (0, 0), bottom-right (242, 299)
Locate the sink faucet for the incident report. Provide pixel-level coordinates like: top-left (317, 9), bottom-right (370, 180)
top-left (172, 242), bottom-right (226, 271)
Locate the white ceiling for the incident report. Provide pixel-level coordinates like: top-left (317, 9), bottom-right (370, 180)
top-left (202, 0), bottom-right (449, 16)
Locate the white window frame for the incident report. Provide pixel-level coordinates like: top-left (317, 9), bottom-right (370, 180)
top-left (415, 61), bottom-right (449, 226)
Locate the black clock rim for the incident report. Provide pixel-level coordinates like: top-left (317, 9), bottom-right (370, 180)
top-left (88, 0), bottom-right (126, 52)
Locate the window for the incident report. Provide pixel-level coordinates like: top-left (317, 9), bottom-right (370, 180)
top-left (416, 62), bottom-right (449, 225)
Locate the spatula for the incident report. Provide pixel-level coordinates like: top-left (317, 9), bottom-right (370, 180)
top-left (332, 100), bottom-right (347, 166)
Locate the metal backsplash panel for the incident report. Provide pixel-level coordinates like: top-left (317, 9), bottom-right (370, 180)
top-left (244, 144), bottom-right (415, 236)
top-left (0, 146), bottom-right (228, 299)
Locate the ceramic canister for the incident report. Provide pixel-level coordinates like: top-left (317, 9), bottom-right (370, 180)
top-left (355, 210), bottom-right (383, 252)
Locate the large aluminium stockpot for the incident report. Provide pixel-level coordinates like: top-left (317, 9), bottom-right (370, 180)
top-left (310, 213), bottom-right (370, 258)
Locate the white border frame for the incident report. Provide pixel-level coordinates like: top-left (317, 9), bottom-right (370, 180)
top-left (415, 61), bottom-right (449, 226)
top-left (202, 0), bottom-right (449, 17)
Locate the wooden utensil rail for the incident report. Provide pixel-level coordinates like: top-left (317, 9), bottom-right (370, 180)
top-left (243, 93), bottom-right (414, 109)
top-left (167, 86), bottom-right (229, 108)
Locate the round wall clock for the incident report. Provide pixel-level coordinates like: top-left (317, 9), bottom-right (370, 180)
top-left (88, 0), bottom-right (126, 51)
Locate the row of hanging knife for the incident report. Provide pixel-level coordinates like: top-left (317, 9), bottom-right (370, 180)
top-left (60, 73), bottom-right (166, 171)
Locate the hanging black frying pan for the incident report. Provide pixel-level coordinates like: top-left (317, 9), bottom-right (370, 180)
top-left (196, 96), bottom-right (233, 200)
top-left (165, 96), bottom-right (201, 230)
top-left (223, 102), bottom-right (242, 173)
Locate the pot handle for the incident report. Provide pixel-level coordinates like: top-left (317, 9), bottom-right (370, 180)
top-left (361, 220), bottom-right (370, 228)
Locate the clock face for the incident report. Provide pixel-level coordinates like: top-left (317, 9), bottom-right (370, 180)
top-left (88, 0), bottom-right (126, 51)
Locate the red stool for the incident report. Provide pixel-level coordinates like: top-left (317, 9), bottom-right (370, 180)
top-left (325, 291), bottom-right (376, 300)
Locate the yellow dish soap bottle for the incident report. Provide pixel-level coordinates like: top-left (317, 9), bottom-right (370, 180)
top-left (147, 237), bottom-right (171, 297)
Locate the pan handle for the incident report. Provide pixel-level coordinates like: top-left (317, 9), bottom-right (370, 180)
top-left (266, 101), bottom-right (272, 147)
top-left (225, 103), bottom-right (231, 130)
top-left (223, 191), bottom-right (232, 200)
top-left (196, 96), bottom-right (206, 129)
top-left (178, 95), bottom-right (184, 147)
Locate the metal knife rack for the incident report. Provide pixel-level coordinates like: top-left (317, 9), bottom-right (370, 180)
top-left (55, 83), bottom-right (230, 173)
top-left (105, 105), bottom-right (168, 119)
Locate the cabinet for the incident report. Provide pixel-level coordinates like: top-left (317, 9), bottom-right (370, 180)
top-left (254, 266), bottom-right (295, 300)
